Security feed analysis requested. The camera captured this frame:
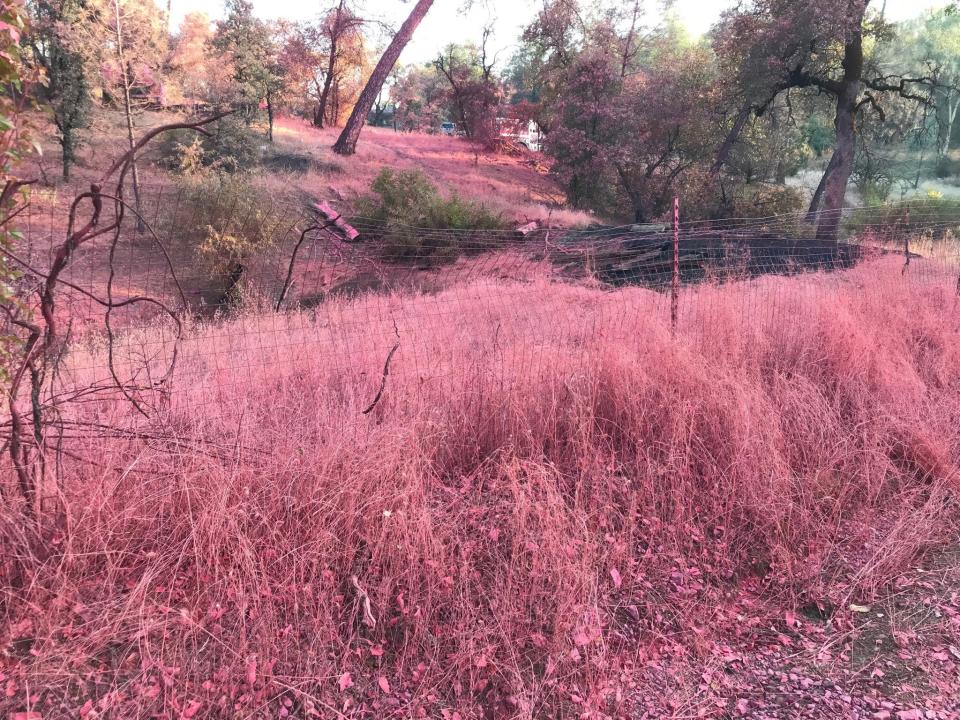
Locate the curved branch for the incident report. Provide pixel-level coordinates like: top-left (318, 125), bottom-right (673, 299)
top-left (276, 223), bottom-right (321, 311)
top-left (864, 75), bottom-right (938, 105)
top-left (97, 111), bottom-right (232, 184)
top-left (94, 192), bottom-right (188, 309)
top-left (856, 91), bottom-right (886, 122)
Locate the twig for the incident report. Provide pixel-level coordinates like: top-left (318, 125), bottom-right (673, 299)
top-left (361, 319), bottom-right (400, 415)
top-left (350, 574), bottom-right (377, 628)
top-left (361, 344), bottom-right (399, 415)
top-left (275, 222), bottom-right (329, 311)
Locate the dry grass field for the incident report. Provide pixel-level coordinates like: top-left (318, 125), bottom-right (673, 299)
top-left (3, 256), bottom-right (960, 719)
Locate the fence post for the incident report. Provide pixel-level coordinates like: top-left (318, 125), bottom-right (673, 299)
top-left (671, 196), bottom-right (680, 336)
top-left (902, 206), bottom-right (910, 275)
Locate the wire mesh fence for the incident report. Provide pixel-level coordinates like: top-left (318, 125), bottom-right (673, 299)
top-left (3, 181), bottom-right (960, 497)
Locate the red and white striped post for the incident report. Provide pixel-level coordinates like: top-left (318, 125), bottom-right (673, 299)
top-left (671, 196), bottom-right (680, 336)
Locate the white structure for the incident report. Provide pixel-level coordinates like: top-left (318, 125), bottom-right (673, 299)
top-left (496, 118), bottom-right (542, 152)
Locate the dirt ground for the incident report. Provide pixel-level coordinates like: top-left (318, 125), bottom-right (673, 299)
top-left (620, 543), bottom-right (960, 719)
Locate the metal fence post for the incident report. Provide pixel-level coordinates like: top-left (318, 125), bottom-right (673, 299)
top-left (671, 196), bottom-right (679, 336)
top-left (902, 206), bottom-right (910, 275)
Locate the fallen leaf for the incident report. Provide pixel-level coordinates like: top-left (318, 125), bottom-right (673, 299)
top-left (10, 713), bottom-right (42, 720)
top-left (784, 610), bottom-right (797, 627)
top-left (896, 711), bottom-right (924, 720)
top-left (849, 604), bottom-right (871, 613)
top-left (573, 630), bottom-right (592, 647)
top-left (10, 618), bottom-right (33, 638)
top-left (338, 673), bottom-right (353, 692)
top-left (378, 676), bottom-right (391, 694)
top-left (246, 655), bottom-right (258, 686)
top-left (610, 568), bottom-right (622, 588)
top-left (369, 645), bottom-right (384, 658)
top-left (183, 699), bottom-right (203, 718)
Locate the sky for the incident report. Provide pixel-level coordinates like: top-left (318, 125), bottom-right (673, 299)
top-left (168, 0), bottom-right (953, 66)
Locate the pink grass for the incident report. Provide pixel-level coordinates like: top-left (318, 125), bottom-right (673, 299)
top-left (267, 116), bottom-right (593, 226)
top-left (2, 256), bottom-right (960, 717)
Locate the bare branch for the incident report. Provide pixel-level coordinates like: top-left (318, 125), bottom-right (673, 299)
top-left (361, 320), bottom-right (401, 415)
top-left (97, 111), bottom-right (232, 184)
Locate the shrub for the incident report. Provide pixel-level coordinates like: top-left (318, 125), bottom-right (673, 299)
top-left (205, 116), bottom-right (261, 172)
top-left (802, 116), bottom-right (835, 158)
top-left (845, 194), bottom-right (960, 240)
top-left (174, 173), bottom-right (277, 303)
top-left (359, 168), bottom-right (438, 225)
top-left (170, 136), bottom-right (206, 176)
top-left (161, 115), bottom-right (261, 174)
top-left (677, 177), bottom-right (807, 229)
top-left (354, 168), bottom-right (507, 260)
top-left (934, 154), bottom-right (959, 179)
top-left (731, 183), bottom-right (806, 219)
top-left (852, 166), bottom-right (894, 206)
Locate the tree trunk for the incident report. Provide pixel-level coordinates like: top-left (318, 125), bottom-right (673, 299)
top-left (615, 165), bottom-right (646, 223)
top-left (941, 95), bottom-right (958, 158)
top-left (113, 0), bottom-right (144, 232)
top-left (455, 95), bottom-right (470, 139)
top-left (333, 0), bottom-right (435, 155)
top-left (123, 87), bottom-right (145, 233)
top-left (711, 104), bottom-right (753, 174)
top-left (266, 90), bottom-right (274, 141)
top-left (312, 79), bottom-right (324, 127)
top-left (815, 27), bottom-right (863, 242)
top-left (317, 36), bottom-right (337, 128)
top-left (61, 132), bottom-right (71, 181)
top-left (806, 149), bottom-right (842, 223)
top-left (815, 94), bottom-right (857, 241)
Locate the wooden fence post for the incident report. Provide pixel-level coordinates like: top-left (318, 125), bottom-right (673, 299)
top-left (671, 196), bottom-right (680, 336)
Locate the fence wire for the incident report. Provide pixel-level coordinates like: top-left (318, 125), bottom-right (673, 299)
top-left (3, 183), bottom-right (960, 487)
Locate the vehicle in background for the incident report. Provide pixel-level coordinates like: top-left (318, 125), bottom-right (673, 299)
top-left (496, 118), bottom-right (542, 152)
top-left (439, 121), bottom-right (462, 136)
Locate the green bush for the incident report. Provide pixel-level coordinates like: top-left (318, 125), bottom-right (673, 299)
top-left (844, 192), bottom-right (960, 239)
top-left (730, 183), bottom-right (806, 219)
top-left (802, 117), bottom-right (835, 158)
top-left (935, 155), bottom-right (960, 179)
top-left (678, 177), bottom-right (807, 229)
top-left (174, 173), bottom-right (277, 302)
top-left (354, 168), bottom-right (507, 260)
top-left (162, 116), bottom-right (261, 175)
